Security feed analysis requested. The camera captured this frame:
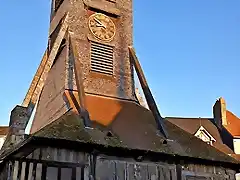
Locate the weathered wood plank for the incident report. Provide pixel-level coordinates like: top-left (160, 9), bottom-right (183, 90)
top-left (159, 167), bottom-right (165, 180)
top-left (68, 150), bottom-right (74, 163)
top-left (75, 151), bottom-right (85, 164)
top-left (60, 168), bottom-right (72, 180)
top-left (115, 161), bottom-right (125, 180)
top-left (46, 167), bottom-right (58, 180)
top-left (20, 162), bottom-right (26, 180)
top-left (170, 168), bottom-right (177, 180)
top-left (12, 161), bottom-right (19, 180)
top-left (52, 148), bottom-right (58, 162)
top-left (32, 162), bottom-right (37, 180)
top-left (95, 158), bottom-right (115, 179)
top-left (60, 149), bottom-right (66, 162)
top-left (24, 147), bottom-right (87, 165)
top-left (163, 167), bottom-right (171, 180)
top-left (147, 164), bottom-right (158, 180)
top-left (33, 149), bottom-right (41, 160)
top-left (36, 163), bottom-right (42, 180)
top-left (27, 163), bottom-right (34, 180)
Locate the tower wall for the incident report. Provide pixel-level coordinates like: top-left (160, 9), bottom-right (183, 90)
top-left (31, 0), bottom-right (138, 133)
top-left (65, 0), bottom-right (135, 100)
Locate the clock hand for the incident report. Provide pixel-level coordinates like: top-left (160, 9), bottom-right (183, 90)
top-left (94, 17), bottom-right (106, 29)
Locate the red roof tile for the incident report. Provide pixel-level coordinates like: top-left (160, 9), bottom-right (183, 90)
top-left (0, 126), bottom-right (9, 135)
top-left (225, 111), bottom-right (240, 137)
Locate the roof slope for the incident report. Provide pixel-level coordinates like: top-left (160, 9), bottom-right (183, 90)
top-left (0, 127), bottom-right (9, 135)
top-left (166, 117), bottom-right (234, 155)
top-left (33, 102), bottom-right (239, 164)
top-left (166, 117), bottom-right (222, 143)
top-left (225, 110), bottom-right (240, 137)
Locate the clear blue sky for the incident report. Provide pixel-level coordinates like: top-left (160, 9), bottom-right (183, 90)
top-left (0, 0), bottom-right (239, 126)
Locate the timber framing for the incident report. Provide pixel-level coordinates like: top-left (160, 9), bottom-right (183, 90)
top-left (129, 46), bottom-right (168, 138)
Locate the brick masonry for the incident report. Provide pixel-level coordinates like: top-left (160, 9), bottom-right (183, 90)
top-left (30, 0), bottom-right (139, 132)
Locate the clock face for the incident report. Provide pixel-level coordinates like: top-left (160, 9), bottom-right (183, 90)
top-left (89, 13), bottom-right (116, 42)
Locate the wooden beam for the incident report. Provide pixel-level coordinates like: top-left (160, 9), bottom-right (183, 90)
top-left (128, 46), bottom-right (168, 138)
top-left (21, 14), bottom-right (69, 117)
top-left (68, 34), bottom-right (91, 126)
top-left (69, 35), bottom-right (86, 109)
top-left (22, 50), bottom-right (48, 108)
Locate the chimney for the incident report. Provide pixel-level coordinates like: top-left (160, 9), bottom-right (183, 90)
top-left (213, 97), bottom-right (227, 128)
top-left (7, 106), bottom-right (28, 145)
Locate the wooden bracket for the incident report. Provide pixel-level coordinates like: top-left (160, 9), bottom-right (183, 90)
top-left (21, 14), bottom-right (69, 124)
top-left (68, 34), bottom-right (91, 127)
top-left (129, 46), bottom-right (168, 138)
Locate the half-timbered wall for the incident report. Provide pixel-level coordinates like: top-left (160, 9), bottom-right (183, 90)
top-left (9, 160), bottom-right (83, 180)
top-left (0, 162), bottom-right (9, 180)
top-left (95, 156), bottom-right (177, 180)
top-left (181, 163), bottom-right (236, 180)
top-left (3, 146), bottom-right (237, 180)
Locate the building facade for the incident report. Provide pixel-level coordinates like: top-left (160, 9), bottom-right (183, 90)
top-left (0, 1), bottom-right (239, 180)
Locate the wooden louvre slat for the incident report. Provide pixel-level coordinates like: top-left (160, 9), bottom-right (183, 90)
top-left (90, 41), bottom-right (114, 75)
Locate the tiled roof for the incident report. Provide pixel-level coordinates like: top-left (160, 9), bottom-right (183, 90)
top-left (0, 102), bottom-right (239, 165)
top-left (0, 126), bottom-right (9, 135)
top-left (166, 117), bottom-right (222, 143)
top-left (166, 117), bottom-right (234, 155)
top-left (225, 110), bottom-right (240, 137)
top-left (32, 102), bottom-right (239, 164)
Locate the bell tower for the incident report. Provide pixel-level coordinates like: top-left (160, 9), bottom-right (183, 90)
top-left (28, 0), bottom-right (136, 133)
top-left (53, 0), bottom-right (134, 99)
top-left (21, 0), bottom-right (166, 138)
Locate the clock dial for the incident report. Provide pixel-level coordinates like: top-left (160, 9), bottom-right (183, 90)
top-left (89, 13), bottom-right (116, 42)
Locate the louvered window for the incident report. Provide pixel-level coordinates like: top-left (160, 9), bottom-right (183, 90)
top-left (90, 41), bottom-right (114, 76)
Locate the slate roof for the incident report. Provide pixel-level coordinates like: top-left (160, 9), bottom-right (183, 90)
top-left (32, 102), bottom-right (239, 165)
top-left (0, 102), bottom-right (239, 166)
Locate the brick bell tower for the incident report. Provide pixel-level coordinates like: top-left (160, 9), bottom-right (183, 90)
top-left (26, 0), bottom-right (135, 133)
top-left (22, 0), bottom-right (166, 137)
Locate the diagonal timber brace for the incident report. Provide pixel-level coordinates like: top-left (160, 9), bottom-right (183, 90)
top-left (22, 50), bottom-right (48, 108)
top-left (68, 33), bottom-right (91, 126)
top-left (129, 46), bottom-right (168, 138)
top-left (21, 14), bottom-right (69, 123)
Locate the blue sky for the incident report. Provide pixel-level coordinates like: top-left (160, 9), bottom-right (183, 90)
top-left (0, 0), bottom-right (240, 126)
